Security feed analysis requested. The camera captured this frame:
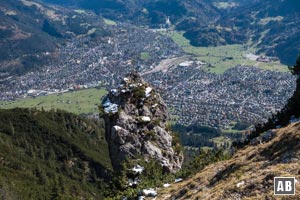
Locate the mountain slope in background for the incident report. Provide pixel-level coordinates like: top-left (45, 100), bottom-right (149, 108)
top-left (156, 122), bottom-right (300, 199)
top-left (2, 0), bottom-right (299, 73)
top-left (41, 0), bottom-right (221, 27)
top-left (185, 0), bottom-right (300, 65)
top-left (0, 0), bottom-right (106, 76)
top-left (0, 0), bottom-right (59, 75)
top-left (246, 0), bottom-right (300, 65)
top-left (0, 108), bottom-right (111, 199)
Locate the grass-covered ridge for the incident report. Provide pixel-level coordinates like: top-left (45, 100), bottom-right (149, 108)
top-left (0, 108), bottom-right (111, 199)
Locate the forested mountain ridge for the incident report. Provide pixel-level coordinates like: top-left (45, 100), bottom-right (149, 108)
top-left (0, 0), bottom-right (59, 75)
top-left (230, 0), bottom-right (300, 65)
top-left (0, 108), bottom-right (111, 199)
top-left (41, 0), bottom-right (221, 27)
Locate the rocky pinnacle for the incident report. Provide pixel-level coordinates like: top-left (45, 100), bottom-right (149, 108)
top-left (101, 71), bottom-right (183, 173)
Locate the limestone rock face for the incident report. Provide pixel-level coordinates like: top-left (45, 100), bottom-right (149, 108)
top-left (101, 72), bottom-right (183, 173)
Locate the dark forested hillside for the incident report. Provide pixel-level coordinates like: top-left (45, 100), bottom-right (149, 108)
top-left (0, 108), bottom-right (111, 199)
top-left (41, 0), bottom-right (221, 27)
top-left (232, 0), bottom-right (300, 65)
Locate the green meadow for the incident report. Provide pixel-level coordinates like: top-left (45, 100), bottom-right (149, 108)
top-left (140, 52), bottom-right (150, 60)
top-left (0, 88), bottom-right (107, 115)
top-left (163, 30), bottom-right (288, 74)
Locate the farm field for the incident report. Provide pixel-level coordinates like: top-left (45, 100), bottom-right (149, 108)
top-left (163, 30), bottom-right (288, 74)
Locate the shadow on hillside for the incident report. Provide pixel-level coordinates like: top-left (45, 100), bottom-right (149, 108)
top-left (259, 124), bottom-right (300, 164)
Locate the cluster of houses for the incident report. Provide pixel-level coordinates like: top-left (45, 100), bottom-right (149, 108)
top-left (256, 55), bottom-right (279, 63)
top-left (0, 23), bottom-right (182, 101)
top-left (144, 64), bottom-right (296, 128)
top-left (246, 53), bottom-right (279, 63)
top-left (0, 16), bottom-right (296, 131)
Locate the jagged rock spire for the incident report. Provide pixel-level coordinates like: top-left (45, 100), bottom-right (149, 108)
top-left (101, 71), bottom-right (183, 173)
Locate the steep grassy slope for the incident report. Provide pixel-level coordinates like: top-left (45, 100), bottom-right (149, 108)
top-left (157, 122), bottom-right (300, 199)
top-left (0, 108), bottom-right (111, 199)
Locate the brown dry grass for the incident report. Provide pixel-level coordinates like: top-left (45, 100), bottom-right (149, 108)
top-left (156, 123), bottom-right (300, 200)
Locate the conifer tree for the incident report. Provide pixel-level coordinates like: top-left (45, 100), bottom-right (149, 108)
top-left (289, 55), bottom-right (300, 75)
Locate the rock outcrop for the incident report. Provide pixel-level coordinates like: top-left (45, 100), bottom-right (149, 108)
top-left (101, 71), bottom-right (183, 173)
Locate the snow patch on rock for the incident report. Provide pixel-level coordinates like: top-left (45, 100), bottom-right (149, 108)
top-left (141, 116), bottom-right (151, 122)
top-left (131, 165), bottom-right (144, 174)
top-left (142, 188), bottom-right (157, 197)
top-left (145, 87), bottom-right (153, 97)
